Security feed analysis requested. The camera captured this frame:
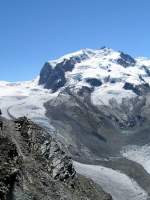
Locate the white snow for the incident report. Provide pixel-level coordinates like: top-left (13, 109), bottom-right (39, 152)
top-left (121, 144), bottom-right (150, 174)
top-left (136, 57), bottom-right (150, 67)
top-left (0, 77), bottom-right (58, 130)
top-left (74, 161), bottom-right (148, 200)
top-left (91, 82), bottom-right (136, 105)
top-left (48, 48), bottom-right (92, 68)
top-left (48, 48), bottom-right (150, 106)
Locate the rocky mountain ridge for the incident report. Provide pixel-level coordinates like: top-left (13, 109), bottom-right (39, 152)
top-left (0, 116), bottom-right (112, 200)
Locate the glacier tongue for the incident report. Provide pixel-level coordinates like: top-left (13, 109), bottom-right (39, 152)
top-left (122, 145), bottom-right (150, 174)
top-left (0, 78), bottom-right (58, 131)
top-left (74, 161), bottom-right (148, 200)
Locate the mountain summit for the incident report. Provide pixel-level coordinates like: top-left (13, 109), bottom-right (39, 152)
top-left (39, 48), bottom-right (150, 104)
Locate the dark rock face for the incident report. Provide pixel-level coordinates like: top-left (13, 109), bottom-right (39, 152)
top-left (123, 82), bottom-right (150, 95)
top-left (107, 96), bottom-right (146, 129)
top-left (39, 62), bottom-right (66, 92)
top-left (0, 117), bottom-right (112, 200)
top-left (86, 78), bottom-right (102, 87)
top-left (77, 86), bottom-right (94, 97)
top-left (117, 52), bottom-right (136, 67)
top-left (143, 65), bottom-right (150, 76)
top-left (38, 62), bottom-right (53, 85)
top-left (39, 54), bottom-right (89, 92)
top-left (0, 137), bottom-right (21, 200)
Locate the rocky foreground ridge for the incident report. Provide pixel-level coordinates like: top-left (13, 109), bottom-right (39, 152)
top-left (0, 116), bottom-right (112, 200)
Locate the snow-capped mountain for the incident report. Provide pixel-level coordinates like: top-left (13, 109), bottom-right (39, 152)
top-left (39, 47), bottom-right (150, 105)
top-left (2, 47), bottom-right (150, 199)
top-left (2, 47), bottom-right (150, 129)
top-left (1, 47), bottom-right (150, 119)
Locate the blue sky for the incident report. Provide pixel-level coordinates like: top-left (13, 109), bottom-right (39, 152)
top-left (0, 0), bottom-right (150, 81)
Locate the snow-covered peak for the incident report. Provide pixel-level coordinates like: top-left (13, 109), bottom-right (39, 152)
top-left (39, 48), bottom-right (150, 106)
top-left (48, 47), bottom-right (120, 68)
top-left (43, 47), bottom-right (150, 89)
top-left (136, 57), bottom-right (150, 66)
top-left (48, 49), bottom-right (90, 68)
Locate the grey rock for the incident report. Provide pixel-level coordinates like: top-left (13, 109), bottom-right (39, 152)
top-left (39, 53), bottom-right (89, 92)
top-left (123, 82), bottom-right (150, 96)
top-left (0, 117), bottom-right (112, 200)
top-left (117, 52), bottom-right (136, 67)
top-left (86, 78), bottom-right (102, 87)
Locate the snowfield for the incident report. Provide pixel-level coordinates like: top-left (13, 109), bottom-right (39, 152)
top-left (74, 161), bottom-right (148, 200)
top-left (91, 82), bottom-right (136, 105)
top-left (0, 77), bottom-right (58, 130)
top-left (49, 48), bottom-right (150, 106)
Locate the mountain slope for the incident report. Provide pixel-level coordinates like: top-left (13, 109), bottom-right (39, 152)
top-left (0, 116), bottom-right (112, 200)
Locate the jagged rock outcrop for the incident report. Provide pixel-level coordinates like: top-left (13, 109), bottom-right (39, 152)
top-left (0, 117), bottom-right (112, 200)
top-left (14, 117), bottom-right (76, 182)
top-left (117, 52), bottom-right (136, 67)
top-left (0, 136), bottom-right (21, 200)
top-left (39, 52), bottom-right (89, 92)
top-left (123, 82), bottom-right (150, 96)
top-left (86, 78), bottom-right (102, 87)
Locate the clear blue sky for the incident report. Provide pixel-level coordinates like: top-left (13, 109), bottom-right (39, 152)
top-left (0, 0), bottom-right (150, 81)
